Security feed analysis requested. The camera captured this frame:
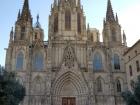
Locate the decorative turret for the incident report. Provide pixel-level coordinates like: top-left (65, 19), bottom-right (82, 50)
top-left (14, 0), bottom-right (33, 42)
top-left (103, 0), bottom-right (122, 47)
top-left (33, 14), bottom-right (44, 41)
top-left (123, 30), bottom-right (127, 46)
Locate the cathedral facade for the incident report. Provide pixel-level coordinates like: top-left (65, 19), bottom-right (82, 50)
top-left (5, 0), bottom-right (128, 105)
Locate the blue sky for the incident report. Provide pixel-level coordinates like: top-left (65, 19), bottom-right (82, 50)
top-left (0, 0), bottom-right (140, 66)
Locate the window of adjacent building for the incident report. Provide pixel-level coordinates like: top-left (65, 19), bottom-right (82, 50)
top-left (77, 13), bottom-right (81, 33)
top-left (16, 52), bottom-right (24, 70)
top-left (130, 80), bottom-right (135, 90)
top-left (65, 10), bottom-right (71, 30)
top-left (54, 13), bottom-right (58, 33)
top-left (97, 78), bottom-right (102, 92)
top-left (21, 26), bottom-right (25, 40)
top-left (33, 52), bottom-right (44, 70)
top-left (93, 53), bottom-right (103, 71)
top-left (116, 80), bottom-right (121, 92)
top-left (113, 54), bottom-right (120, 70)
top-left (129, 65), bottom-right (133, 76)
top-left (136, 60), bottom-right (140, 72)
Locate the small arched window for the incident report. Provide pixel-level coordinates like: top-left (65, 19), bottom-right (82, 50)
top-left (54, 13), bottom-right (58, 32)
top-left (114, 54), bottom-right (120, 70)
top-left (116, 80), bottom-right (121, 92)
top-left (93, 53), bottom-right (103, 71)
top-left (33, 52), bottom-right (44, 70)
top-left (21, 27), bottom-right (25, 40)
top-left (97, 78), bottom-right (102, 92)
top-left (16, 52), bottom-right (24, 70)
top-left (65, 10), bottom-right (71, 30)
top-left (112, 29), bottom-right (116, 41)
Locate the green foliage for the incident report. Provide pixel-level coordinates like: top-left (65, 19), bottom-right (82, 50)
top-left (122, 76), bottom-right (140, 105)
top-left (0, 66), bottom-right (25, 105)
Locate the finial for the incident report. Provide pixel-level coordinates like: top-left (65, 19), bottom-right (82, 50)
top-left (116, 13), bottom-right (119, 23)
top-left (35, 14), bottom-right (41, 28)
top-left (10, 27), bottom-right (14, 42)
top-left (123, 30), bottom-right (127, 46)
top-left (37, 14), bottom-right (39, 23)
top-left (17, 10), bottom-right (21, 19)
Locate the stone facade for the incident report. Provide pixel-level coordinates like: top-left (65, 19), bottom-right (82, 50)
top-left (124, 40), bottom-right (140, 91)
top-left (5, 0), bottom-right (128, 105)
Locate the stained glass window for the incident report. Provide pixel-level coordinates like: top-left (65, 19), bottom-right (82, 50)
top-left (93, 53), bottom-right (103, 70)
top-left (16, 52), bottom-right (24, 70)
top-left (33, 52), bottom-right (43, 70)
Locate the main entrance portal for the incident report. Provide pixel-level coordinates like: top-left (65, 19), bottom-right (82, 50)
top-left (62, 97), bottom-right (76, 105)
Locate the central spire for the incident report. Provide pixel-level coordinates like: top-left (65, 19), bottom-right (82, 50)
top-left (20, 0), bottom-right (32, 22)
top-left (106, 0), bottom-right (115, 22)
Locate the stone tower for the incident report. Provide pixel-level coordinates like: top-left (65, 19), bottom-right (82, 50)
top-left (5, 0), bottom-right (128, 105)
top-left (103, 0), bottom-right (122, 47)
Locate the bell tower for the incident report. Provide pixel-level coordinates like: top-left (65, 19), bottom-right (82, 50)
top-left (103, 0), bottom-right (122, 47)
top-left (48, 0), bottom-right (87, 41)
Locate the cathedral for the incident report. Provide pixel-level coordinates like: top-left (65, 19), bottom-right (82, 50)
top-left (5, 0), bottom-right (128, 105)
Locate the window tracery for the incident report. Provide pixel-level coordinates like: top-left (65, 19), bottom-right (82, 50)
top-left (64, 47), bottom-right (75, 68)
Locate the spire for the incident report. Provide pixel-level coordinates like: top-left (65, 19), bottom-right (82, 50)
top-left (35, 14), bottom-right (41, 28)
top-left (20, 0), bottom-right (32, 22)
top-left (77, 0), bottom-right (81, 7)
top-left (106, 0), bottom-right (115, 22)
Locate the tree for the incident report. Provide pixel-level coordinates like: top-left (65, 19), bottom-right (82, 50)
top-left (0, 66), bottom-right (25, 105)
top-left (122, 76), bottom-right (140, 105)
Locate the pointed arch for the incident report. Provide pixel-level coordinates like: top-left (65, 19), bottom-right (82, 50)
top-left (65, 9), bottom-right (71, 30)
top-left (113, 54), bottom-right (120, 70)
top-left (93, 52), bottom-right (103, 71)
top-left (33, 52), bottom-right (44, 71)
top-left (96, 77), bottom-right (103, 92)
top-left (16, 51), bottom-right (24, 70)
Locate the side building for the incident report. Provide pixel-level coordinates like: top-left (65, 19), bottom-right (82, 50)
top-left (124, 40), bottom-right (140, 90)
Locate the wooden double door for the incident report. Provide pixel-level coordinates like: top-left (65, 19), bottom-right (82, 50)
top-left (62, 97), bottom-right (76, 105)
